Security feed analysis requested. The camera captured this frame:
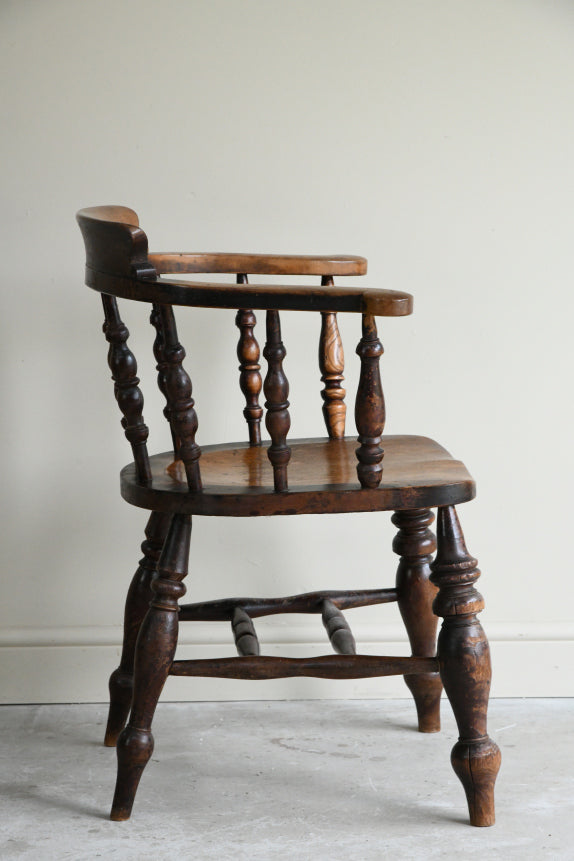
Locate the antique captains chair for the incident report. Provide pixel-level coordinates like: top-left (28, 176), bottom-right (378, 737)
top-left (77, 205), bottom-right (501, 826)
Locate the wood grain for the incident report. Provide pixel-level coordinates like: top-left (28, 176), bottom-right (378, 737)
top-left (263, 310), bottom-right (291, 491)
top-left (169, 654), bottom-right (438, 680)
top-left (319, 293), bottom-right (346, 439)
top-left (149, 251), bottom-right (367, 277)
top-left (393, 509), bottom-right (442, 733)
top-left (235, 280), bottom-right (263, 446)
top-left (355, 314), bottom-right (385, 488)
top-left (101, 294), bottom-right (151, 485)
top-left (431, 506), bottom-right (501, 826)
top-left (121, 437), bottom-right (475, 517)
top-left (178, 587), bottom-right (397, 622)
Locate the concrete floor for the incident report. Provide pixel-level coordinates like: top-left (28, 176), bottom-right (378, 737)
top-left (1, 699), bottom-right (573, 860)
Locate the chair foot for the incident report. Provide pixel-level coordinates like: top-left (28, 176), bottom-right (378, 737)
top-left (451, 738), bottom-right (501, 827)
top-left (111, 727), bottom-right (154, 820)
top-left (104, 669), bottom-right (133, 747)
top-left (404, 672), bottom-right (442, 733)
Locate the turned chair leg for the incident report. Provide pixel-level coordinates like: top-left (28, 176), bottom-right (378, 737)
top-left (431, 505), bottom-right (501, 827)
top-left (393, 509), bottom-right (442, 733)
top-left (104, 512), bottom-right (172, 747)
top-left (111, 513), bottom-right (191, 821)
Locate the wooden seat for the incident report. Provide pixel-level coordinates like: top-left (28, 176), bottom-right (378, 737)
top-left (77, 205), bottom-right (501, 827)
top-left (121, 436), bottom-right (475, 516)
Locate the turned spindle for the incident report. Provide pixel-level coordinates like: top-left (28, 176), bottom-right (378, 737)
top-left (157, 305), bottom-right (202, 492)
top-left (231, 607), bottom-right (260, 656)
top-left (235, 276), bottom-right (263, 446)
top-left (263, 310), bottom-right (291, 491)
top-left (392, 509), bottom-right (442, 733)
top-left (101, 294), bottom-right (151, 485)
top-left (150, 303), bottom-right (178, 454)
top-left (355, 314), bottom-right (385, 488)
top-left (321, 600), bottom-right (356, 655)
top-left (319, 277), bottom-right (346, 440)
top-left (430, 506), bottom-right (501, 827)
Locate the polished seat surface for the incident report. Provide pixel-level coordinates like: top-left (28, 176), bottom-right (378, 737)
top-left (121, 435), bottom-right (475, 516)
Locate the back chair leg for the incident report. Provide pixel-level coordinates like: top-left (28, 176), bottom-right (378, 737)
top-left (105, 512), bottom-right (172, 747)
top-left (393, 509), bottom-right (442, 732)
top-left (431, 506), bottom-right (501, 826)
top-left (111, 513), bottom-right (192, 821)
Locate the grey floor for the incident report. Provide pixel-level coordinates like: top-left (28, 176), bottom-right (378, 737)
top-left (1, 699), bottom-right (573, 860)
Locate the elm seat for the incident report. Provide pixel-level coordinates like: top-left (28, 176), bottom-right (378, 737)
top-left (121, 436), bottom-right (475, 517)
top-left (77, 205), bottom-right (500, 827)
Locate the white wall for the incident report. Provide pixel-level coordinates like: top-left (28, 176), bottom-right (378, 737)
top-left (2, 0), bottom-right (573, 703)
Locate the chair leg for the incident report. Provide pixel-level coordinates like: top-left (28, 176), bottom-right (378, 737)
top-left (431, 505), bottom-right (501, 827)
top-left (110, 513), bottom-right (191, 821)
top-left (393, 509), bottom-right (442, 732)
top-left (104, 511), bottom-right (172, 747)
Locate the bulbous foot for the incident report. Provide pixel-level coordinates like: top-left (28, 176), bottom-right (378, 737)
top-left (110, 727), bottom-right (154, 821)
top-left (451, 736), bottom-right (501, 826)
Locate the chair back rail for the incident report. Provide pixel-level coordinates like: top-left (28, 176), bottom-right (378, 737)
top-left (77, 206), bottom-right (412, 492)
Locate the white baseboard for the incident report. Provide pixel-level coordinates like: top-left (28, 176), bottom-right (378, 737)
top-left (1, 621), bottom-right (572, 703)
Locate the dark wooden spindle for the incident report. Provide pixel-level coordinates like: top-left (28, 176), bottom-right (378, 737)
top-left (101, 294), bottom-right (151, 485)
top-left (235, 275), bottom-right (263, 446)
top-left (157, 305), bottom-right (202, 492)
top-left (150, 303), bottom-right (178, 454)
top-left (319, 277), bottom-right (346, 440)
top-left (321, 600), bottom-right (356, 655)
top-left (355, 313), bottom-right (385, 488)
top-left (263, 309), bottom-right (291, 492)
top-left (231, 607), bottom-right (260, 656)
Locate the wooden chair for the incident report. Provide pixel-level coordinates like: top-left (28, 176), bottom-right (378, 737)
top-left (77, 205), bottom-right (501, 826)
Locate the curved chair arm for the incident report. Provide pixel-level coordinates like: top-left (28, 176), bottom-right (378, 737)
top-left (86, 269), bottom-right (412, 316)
top-left (148, 252), bottom-right (367, 277)
top-left (77, 206), bottom-right (413, 317)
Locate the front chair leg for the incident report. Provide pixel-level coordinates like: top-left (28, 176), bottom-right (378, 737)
top-left (393, 508), bottom-right (442, 732)
top-left (111, 513), bottom-right (191, 821)
top-left (105, 511), bottom-right (172, 747)
top-left (431, 506), bottom-right (501, 827)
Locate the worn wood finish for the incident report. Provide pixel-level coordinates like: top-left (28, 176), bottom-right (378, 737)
top-left (321, 600), bottom-right (356, 655)
top-left (79, 206), bottom-right (496, 827)
top-left (178, 587), bottom-right (397, 622)
top-left (104, 511), bottom-right (172, 747)
top-left (263, 310), bottom-right (291, 491)
top-left (319, 285), bottom-right (346, 439)
top-left (88, 269), bottom-right (412, 316)
top-left (101, 294), bottom-right (151, 485)
top-left (231, 607), bottom-right (260, 657)
top-left (170, 654), bottom-right (438, 680)
top-left (149, 251), bottom-right (367, 277)
top-left (149, 303), bottom-right (178, 453)
top-left (431, 506), bottom-right (501, 826)
top-left (78, 206), bottom-right (412, 316)
top-left (392, 509), bottom-right (442, 733)
top-left (355, 314), bottom-right (385, 488)
top-left (121, 437), bottom-right (475, 516)
top-left (235, 279), bottom-right (263, 446)
top-left (157, 305), bottom-right (202, 491)
top-left (77, 207), bottom-right (156, 280)
top-left (111, 513), bottom-right (192, 821)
